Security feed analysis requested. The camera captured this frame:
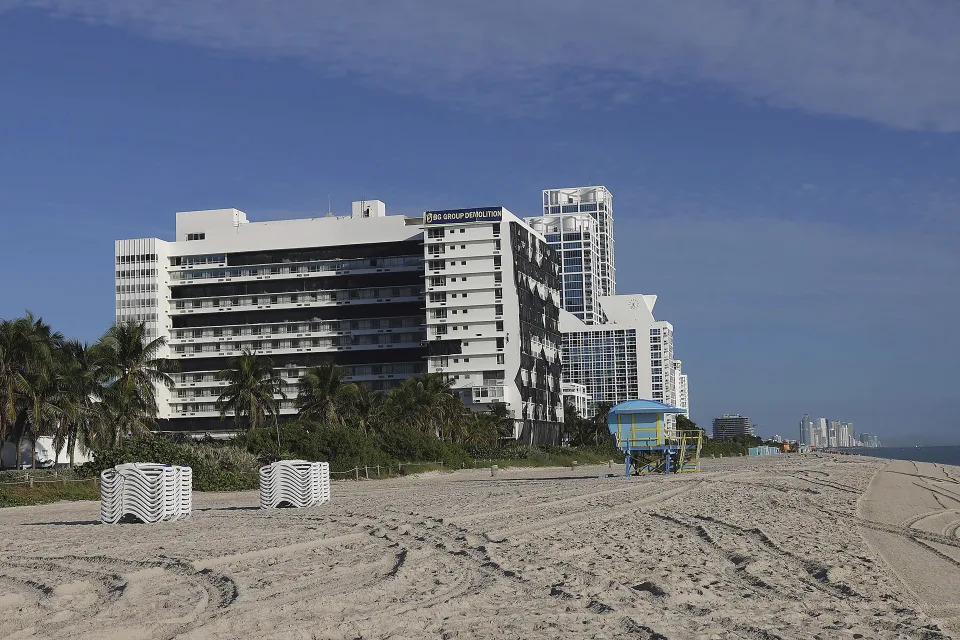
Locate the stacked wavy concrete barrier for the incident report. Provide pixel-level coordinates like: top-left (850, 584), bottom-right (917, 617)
top-left (259, 460), bottom-right (330, 509)
top-left (100, 463), bottom-right (192, 524)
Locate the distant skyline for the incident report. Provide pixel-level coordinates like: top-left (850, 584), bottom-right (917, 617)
top-left (1, 2), bottom-right (957, 446)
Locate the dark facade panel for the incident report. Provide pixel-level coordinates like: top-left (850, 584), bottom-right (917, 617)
top-left (171, 301), bottom-right (425, 328)
top-left (225, 240), bottom-right (423, 266)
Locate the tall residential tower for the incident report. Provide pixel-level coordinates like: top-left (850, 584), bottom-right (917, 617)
top-left (530, 186), bottom-right (616, 324)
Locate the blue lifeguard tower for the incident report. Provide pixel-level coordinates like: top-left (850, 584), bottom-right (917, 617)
top-left (607, 400), bottom-right (703, 476)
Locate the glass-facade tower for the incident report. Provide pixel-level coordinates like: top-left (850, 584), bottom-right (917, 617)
top-left (528, 186), bottom-right (615, 324)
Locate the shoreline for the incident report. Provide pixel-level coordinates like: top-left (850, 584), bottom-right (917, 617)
top-left (0, 454), bottom-right (955, 639)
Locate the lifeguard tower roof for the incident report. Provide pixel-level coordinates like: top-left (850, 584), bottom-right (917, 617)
top-left (609, 399), bottom-right (686, 414)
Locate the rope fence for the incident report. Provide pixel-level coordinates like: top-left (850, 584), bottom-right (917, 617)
top-left (328, 461), bottom-right (447, 481)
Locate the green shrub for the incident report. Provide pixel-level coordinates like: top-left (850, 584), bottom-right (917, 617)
top-left (77, 438), bottom-right (259, 491)
top-left (0, 480), bottom-right (100, 507)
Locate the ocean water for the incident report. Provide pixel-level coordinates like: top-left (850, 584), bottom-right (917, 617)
top-left (843, 446), bottom-right (960, 466)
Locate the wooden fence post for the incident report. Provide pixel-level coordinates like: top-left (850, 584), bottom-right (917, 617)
top-left (364, 466), bottom-right (370, 480)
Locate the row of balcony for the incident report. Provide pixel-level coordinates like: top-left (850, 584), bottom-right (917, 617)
top-left (171, 292), bottom-right (424, 315)
top-left (172, 336), bottom-right (425, 358)
top-left (170, 258), bottom-right (422, 282)
top-left (170, 323), bottom-right (422, 345)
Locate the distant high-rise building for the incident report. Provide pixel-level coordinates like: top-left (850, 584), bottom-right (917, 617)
top-left (674, 360), bottom-right (689, 416)
top-left (530, 186), bottom-right (615, 324)
top-left (712, 414), bottom-right (754, 440)
top-left (815, 417), bottom-right (829, 448)
top-left (828, 420), bottom-right (841, 448)
top-left (859, 433), bottom-right (880, 448)
top-left (843, 421), bottom-right (855, 447)
top-left (800, 414), bottom-right (814, 446)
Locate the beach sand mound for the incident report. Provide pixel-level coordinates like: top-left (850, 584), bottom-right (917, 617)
top-left (0, 455), bottom-right (953, 639)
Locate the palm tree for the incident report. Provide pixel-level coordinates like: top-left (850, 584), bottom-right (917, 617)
top-left (343, 383), bottom-right (382, 436)
top-left (52, 341), bottom-right (109, 466)
top-left (486, 402), bottom-right (515, 441)
top-left (0, 318), bottom-right (32, 466)
top-left (98, 321), bottom-right (176, 446)
top-left (216, 350), bottom-right (285, 435)
top-left (0, 313), bottom-right (62, 468)
top-left (385, 373), bottom-right (464, 440)
top-left (22, 365), bottom-right (61, 469)
top-left (295, 363), bottom-right (356, 427)
top-left (462, 412), bottom-right (499, 447)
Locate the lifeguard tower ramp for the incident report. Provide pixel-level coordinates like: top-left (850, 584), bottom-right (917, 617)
top-left (607, 400), bottom-right (702, 475)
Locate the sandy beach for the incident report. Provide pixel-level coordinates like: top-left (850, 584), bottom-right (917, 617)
top-left (1, 454), bottom-right (957, 639)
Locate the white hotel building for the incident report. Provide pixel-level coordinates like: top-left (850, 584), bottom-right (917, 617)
top-left (560, 295), bottom-right (678, 418)
top-left (116, 201), bottom-right (562, 443)
top-left (423, 207), bottom-right (563, 443)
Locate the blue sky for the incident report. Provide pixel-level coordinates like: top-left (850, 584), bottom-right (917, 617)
top-left (1, 1), bottom-right (958, 445)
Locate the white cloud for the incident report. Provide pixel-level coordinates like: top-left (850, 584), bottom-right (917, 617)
top-left (6, 0), bottom-right (960, 130)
